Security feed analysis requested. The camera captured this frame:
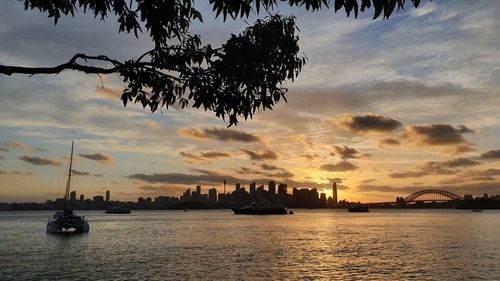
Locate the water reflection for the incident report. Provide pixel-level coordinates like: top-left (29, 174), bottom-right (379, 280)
top-left (0, 210), bottom-right (499, 280)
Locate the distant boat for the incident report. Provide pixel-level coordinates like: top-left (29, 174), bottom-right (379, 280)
top-left (232, 202), bottom-right (289, 215)
top-left (471, 209), bottom-right (483, 212)
top-left (47, 141), bottom-right (89, 234)
top-left (348, 205), bottom-right (370, 212)
top-left (105, 207), bottom-right (131, 214)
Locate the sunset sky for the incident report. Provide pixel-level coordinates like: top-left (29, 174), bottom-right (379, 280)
top-left (1, 1), bottom-right (500, 203)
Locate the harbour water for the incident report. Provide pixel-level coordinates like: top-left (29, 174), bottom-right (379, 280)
top-left (1, 209), bottom-right (499, 280)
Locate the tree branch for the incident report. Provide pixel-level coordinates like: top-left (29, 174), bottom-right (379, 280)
top-left (0, 53), bottom-right (122, 76)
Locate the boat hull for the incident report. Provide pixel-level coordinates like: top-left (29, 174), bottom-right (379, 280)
top-left (47, 220), bottom-right (89, 233)
top-left (232, 208), bottom-right (288, 215)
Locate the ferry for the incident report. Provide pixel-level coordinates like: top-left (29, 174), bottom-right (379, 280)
top-left (348, 205), bottom-right (370, 212)
top-left (232, 202), bottom-right (289, 215)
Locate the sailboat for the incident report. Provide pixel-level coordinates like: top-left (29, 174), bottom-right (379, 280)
top-left (47, 141), bottom-right (89, 233)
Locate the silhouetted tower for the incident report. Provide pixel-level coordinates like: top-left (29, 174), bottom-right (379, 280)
top-left (235, 183), bottom-right (241, 191)
top-left (268, 181), bottom-right (276, 195)
top-left (80, 194), bottom-right (84, 202)
top-left (208, 188), bottom-right (217, 203)
top-left (70, 190), bottom-right (77, 202)
top-left (196, 185), bottom-right (201, 195)
top-left (278, 183), bottom-right (288, 194)
top-left (223, 180), bottom-right (226, 195)
top-left (250, 181), bottom-right (256, 197)
top-left (105, 190), bottom-right (110, 202)
top-left (332, 183), bottom-right (338, 206)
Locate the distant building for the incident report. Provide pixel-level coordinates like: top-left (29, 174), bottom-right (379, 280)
top-left (278, 183), bottom-right (288, 195)
top-left (80, 194), bottom-right (84, 202)
top-left (209, 188), bottom-right (217, 203)
top-left (105, 190), bottom-right (110, 202)
top-left (196, 185), bottom-right (201, 195)
top-left (70, 190), bottom-right (76, 201)
top-left (93, 195), bottom-right (104, 204)
top-left (250, 182), bottom-right (256, 197)
top-left (235, 183), bottom-right (241, 192)
top-left (268, 181), bottom-right (276, 195)
top-left (332, 183), bottom-right (338, 206)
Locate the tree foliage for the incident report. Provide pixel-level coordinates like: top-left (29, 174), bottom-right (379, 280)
top-left (0, 0), bottom-right (424, 126)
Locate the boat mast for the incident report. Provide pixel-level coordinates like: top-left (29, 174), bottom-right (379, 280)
top-left (64, 141), bottom-right (74, 210)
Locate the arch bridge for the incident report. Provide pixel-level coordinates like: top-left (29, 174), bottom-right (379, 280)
top-left (403, 189), bottom-right (463, 202)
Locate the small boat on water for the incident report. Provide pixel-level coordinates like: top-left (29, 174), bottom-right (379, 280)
top-left (47, 141), bottom-right (89, 234)
top-left (471, 209), bottom-right (483, 212)
top-left (232, 202), bottom-right (289, 215)
top-left (105, 207), bottom-right (131, 214)
top-left (348, 205), bottom-right (370, 212)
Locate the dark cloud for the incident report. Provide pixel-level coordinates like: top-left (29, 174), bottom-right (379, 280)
top-left (71, 169), bottom-right (90, 176)
top-left (336, 114), bottom-right (402, 134)
top-left (177, 127), bottom-right (261, 142)
top-left (378, 137), bottom-right (401, 147)
top-left (389, 160), bottom-right (461, 179)
top-left (301, 153), bottom-right (320, 161)
top-left (333, 145), bottom-right (362, 159)
top-left (457, 125), bottom-right (475, 134)
top-left (441, 157), bottom-right (481, 168)
top-left (10, 171), bottom-right (36, 176)
top-left (0, 147), bottom-right (10, 152)
top-left (358, 179), bottom-right (375, 184)
top-left (480, 150), bottom-right (500, 160)
top-left (199, 151), bottom-right (231, 159)
top-left (320, 160), bottom-right (358, 172)
top-left (79, 153), bottom-right (113, 164)
top-left (19, 155), bottom-right (62, 166)
top-left (323, 177), bottom-right (343, 184)
top-left (180, 152), bottom-right (209, 164)
top-left (241, 149), bottom-right (279, 161)
top-left (404, 124), bottom-right (474, 154)
top-left (259, 164), bottom-right (280, 170)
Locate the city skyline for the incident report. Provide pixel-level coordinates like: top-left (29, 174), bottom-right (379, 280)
top-left (2, 1), bottom-right (500, 203)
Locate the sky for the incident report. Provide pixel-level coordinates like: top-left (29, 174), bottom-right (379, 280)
top-left (1, 0), bottom-right (500, 203)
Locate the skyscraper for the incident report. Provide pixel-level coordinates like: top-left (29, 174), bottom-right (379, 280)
top-left (278, 183), bottom-right (288, 194)
top-left (268, 181), bottom-right (276, 195)
top-left (208, 188), bottom-right (217, 203)
top-left (196, 185), bottom-right (201, 195)
top-left (236, 183), bottom-right (241, 191)
top-left (70, 190), bottom-right (76, 201)
top-left (105, 190), bottom-right (110, 202)
top-left (332, 183), bottom-right (338, 206)
top-left (250, 181), bottom-right (256, 197)
top-left (80, 194), bottom-right (84, 202)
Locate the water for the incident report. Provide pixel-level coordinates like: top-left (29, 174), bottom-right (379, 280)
top-left (1, 209), bottom-right (499, 280)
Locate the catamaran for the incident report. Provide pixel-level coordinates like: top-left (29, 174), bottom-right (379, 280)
top-left (47, 141), bottom-right (89, 233)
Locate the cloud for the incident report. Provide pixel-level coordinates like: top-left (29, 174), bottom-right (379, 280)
top-left (259, 164), bottom-right (280, 170)
top-left (0, 148), bottom-right (9, 152)
top-left (177, 127), bottom-right (261, 142)
top-left (335, 114), bottom-right (402, 134)
top-left (441, 157), bottom-right (481, 168)
top-left (199, 151), bottom-right (231, 159)
top-left (333, 145), bottom-right (363, 159)
top-left (0, 169), bottom-right (6, 175)
top-left (390, 157), bottom-right (481, 179)
top-left (179, 152), bottom-right (209, 164)
top-left (378, 137), bottom-right (401, 147)
top-left (1, 141), bottom-right (29, 150)
top-left (79, 153), bottom-right (113, 164)
top-left (403, 124), bottom-right (475, 154)
top-left (457, 125), bottom-right (475, 134)
top-left (358, 182), bottom-right (500, 197)
top-left (320, 160), bottom-right (358, 172)
top-left (301, 153), bottom-right (320, 161)
top-left (480, 149), bottom-right (500, 160)
top-left (71, 169), bottom-right (90, 176)
top-left (241, 149), bottom-right (279, 161)
top-left (129, 170), bottom-right (242, 185)
top-left (18, 155), bottom-right (62, 166)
